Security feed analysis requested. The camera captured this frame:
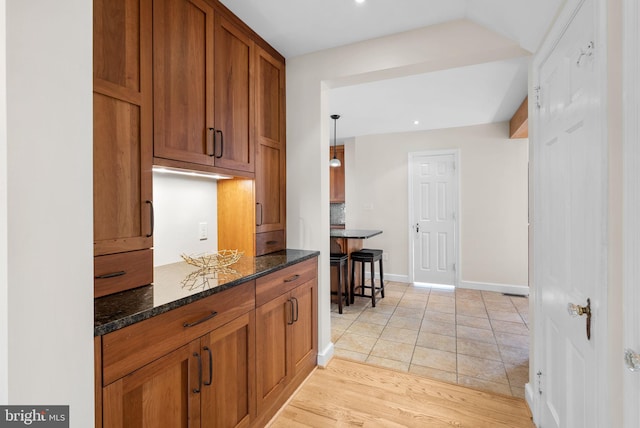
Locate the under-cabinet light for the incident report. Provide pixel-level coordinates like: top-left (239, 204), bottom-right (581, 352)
top-left (152, 166), bottom-right (233, 180)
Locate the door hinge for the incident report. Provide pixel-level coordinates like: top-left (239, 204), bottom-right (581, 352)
top-left (537, 370), bottom-right (543, 395)
top-left (576, 41), bottom-right (594, 66)
top-left (452, 263), bottom-right (456, 272)
top-left (534, 86), bottom-right (541, 109)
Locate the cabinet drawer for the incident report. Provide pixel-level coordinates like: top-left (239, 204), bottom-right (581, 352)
top-left (256, 230), bottom-right (285, 256)
top-left (256, 258), bottom-right (317, 307)
top-left (102, 280), bottom-right (255, 385)
top-left (94, 249), bottom-right (153, 298)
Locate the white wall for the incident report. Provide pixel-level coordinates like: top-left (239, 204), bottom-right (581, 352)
top-left (345, 122), bottom-right (529, 289)
top-left (153, 172), bottom-right (219, 266)
top-left (5, 0), bottom-right (94, 425)
top-left (0, 0), bottom-right (8, 404)
top-left (287, 20), bottom-right (530, 364)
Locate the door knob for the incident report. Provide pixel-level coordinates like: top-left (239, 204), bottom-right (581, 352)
top-left (414, 223), bottom-right (420, 233)
top-left (624, 349), bottom-right (640, 372)
top-left (567, 298), bottom-right (591, 340)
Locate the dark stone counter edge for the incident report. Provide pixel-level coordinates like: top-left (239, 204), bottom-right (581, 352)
top-left (94, 250), bottom-right (320, 337)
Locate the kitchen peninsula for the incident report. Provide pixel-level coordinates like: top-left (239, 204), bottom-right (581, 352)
top-left (330, 229), bottom-right (383, 293)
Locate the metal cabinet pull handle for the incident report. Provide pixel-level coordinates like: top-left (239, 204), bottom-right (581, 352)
top-left (256, 203), bottom-right (263, 226)
top-left (266, 240), bottom-right (278, 245)
top-left (287, 299), bottom-right (295, 325)
top-left (284, 274), bottom-right (300, 283)
top-left (146, 200), bottom-right (154, 237)
top-left (207, 127), bottom-right (215, 157)
top-left (203, 346), bottom-right (213, 386)
top-left (292, 297), bottom-right (299, 322)
top-left (215, 129), bottom-right (224, 158)
top-left (193, 352), bottom-right (202, 393)
top-left (183, 311), bottom-right (218, 328)
top-left (95, 271), bottom-right (126, 279)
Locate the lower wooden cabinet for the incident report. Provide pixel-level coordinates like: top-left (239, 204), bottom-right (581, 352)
top-left (254, 260), bottom-right (318, 425)
top-left (96, 257), bottom-right (318, 428)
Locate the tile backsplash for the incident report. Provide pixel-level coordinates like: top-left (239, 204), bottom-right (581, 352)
top-left (330, 203), bottom-right (345, 225)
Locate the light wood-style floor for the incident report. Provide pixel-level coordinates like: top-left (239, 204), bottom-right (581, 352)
top-left (269, 358), bottom-right (534, 428)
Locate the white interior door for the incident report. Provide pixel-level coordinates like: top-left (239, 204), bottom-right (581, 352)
top-left (533, 0), bottom-right (606, 426)
top-left (410, 153), bottom-right (457, 286)
top-left (623, 0), bottom-right (640, 425)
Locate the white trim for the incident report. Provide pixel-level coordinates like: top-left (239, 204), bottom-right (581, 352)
top-left (525, 382), bottom-right (536, 415)
top-left (407, 149), bottom-right (461, 287)
top-left (457, 281), bottom-right (529, 296)
top-left (622, 0), bottom-right (640, 425)
top-left (0, 0), bottom-right (7, 405)
top-left (316, 341), bottom-right (334, 367)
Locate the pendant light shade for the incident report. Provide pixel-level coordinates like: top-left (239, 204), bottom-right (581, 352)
top-left (330, 114), bottom-right (341, 168)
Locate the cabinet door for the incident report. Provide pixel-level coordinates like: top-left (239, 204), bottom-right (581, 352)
top-left (201, 312), bottom-right (255, 428)
top-left (213, 15), bottom-right (254, 173)
top-left (329, 146), bottom-right (345, 203)
top-left (255, 47), bottom-right (286, 253)
top-left (255, 292), bottom-right (291, 414)
top-left (102, 340), bottom-right (201, 428)
top-left (153, 0), bottom-right (215, 166)
top-left (290, 280), bottom-right (318, 378)
top-left (93, 0), bottom-right (153, 256)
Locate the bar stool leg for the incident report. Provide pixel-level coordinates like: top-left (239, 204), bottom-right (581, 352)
top-left (379, 258), bottom-right (385, 298)
top-left (350, 258), bottom-right (356, 304)
top-left (337, 262), bottom-right (343, 314)
top-left (343, 260), bottom-right (350, 306)
top-left (370, 260), bottom-right (376, 307)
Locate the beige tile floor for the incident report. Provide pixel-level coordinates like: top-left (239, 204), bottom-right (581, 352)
top-left (331, 280), bottom-right (530, 398)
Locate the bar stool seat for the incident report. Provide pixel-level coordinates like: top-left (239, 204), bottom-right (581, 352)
top-left (330, 253), bottom-right (349, 314)
top-left (350, 248), bottom-right (385, 307)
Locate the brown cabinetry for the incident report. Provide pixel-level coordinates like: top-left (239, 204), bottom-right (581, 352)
top-left (255, 46), bottom-right (286, 255)
top-left (100, 282), bottom-right (256, 428)
top-left (218, 45), bottom-right (286, 256)
top-left (93, 0), bottom-right (154, 296)
top-left (330, 145), bottom-right (345, 202)
top-left (153, 0), bottom-right (254, 175)
top-left (254, 259), bottom-right (318, 425)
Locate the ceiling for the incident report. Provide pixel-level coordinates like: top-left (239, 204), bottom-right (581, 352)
top-left (220, 0), bottom-right (563, 139)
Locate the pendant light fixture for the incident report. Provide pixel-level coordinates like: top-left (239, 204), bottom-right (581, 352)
top-left (329, 114), bottom-right (341, 168)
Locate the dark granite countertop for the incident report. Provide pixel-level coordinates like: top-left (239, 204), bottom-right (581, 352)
top-left (329, 229), bottom-right (382, 239)
top-left (94, 249), bottom-right (319, 336)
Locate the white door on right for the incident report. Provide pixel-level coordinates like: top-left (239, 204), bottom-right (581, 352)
top-left (533, 0), bottom-right (606, 426)
top-left (411, 153), bottom-right (457, 286)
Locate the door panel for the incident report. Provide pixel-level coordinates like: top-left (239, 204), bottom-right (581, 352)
top-left (213, 16), bottom-right (254, 172)
top-left (534, 0), bottom-right (603, 426)
top-left (290, 281), bottom-right (317, 376)
top-left (102, 341), bottom-right (200, 428)
top-left (153, 0), bottom-right (214, 165)
top-left (412, 153), bottom-right (457, 285)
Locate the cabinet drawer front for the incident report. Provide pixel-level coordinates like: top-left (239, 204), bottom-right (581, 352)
top-left (256, 230), bottom-right (285, 256)
top-left (102, 281), bottom-right (255, 385)
top-left (94, 249), bottom-right (153, 298)
top-left (256, 258), bottom-right (317, 307)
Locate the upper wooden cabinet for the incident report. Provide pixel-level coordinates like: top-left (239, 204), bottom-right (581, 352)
top-left (93, 0), bottom-right (154, 296)
top-left (329, 146), bottom-right (345, 203)
top-left (153, 0), bottom-right (254, 175)
top-left (255, 46), bottom-right (286, 255)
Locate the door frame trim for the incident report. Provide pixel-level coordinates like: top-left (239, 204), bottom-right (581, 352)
top-left (623, 0), bottom-right (640, 425)
top-left (407, 149), bottom-right (460, 286)
top-left (530, 0), bottom-right (609, 425)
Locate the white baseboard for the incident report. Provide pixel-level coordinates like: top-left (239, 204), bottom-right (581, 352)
top-left (363, 272), bottom-right (409, 283)
top-left (525, 382), bottom-right (537, 426)
top-left (317, 341), bottom-right (334, 367)
top-left (458, 280), bottom-right (529, 296)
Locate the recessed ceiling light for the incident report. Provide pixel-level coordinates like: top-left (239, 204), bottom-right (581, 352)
top-left (355, 0), bottom-right (365, 4)
top-left (413, 120), bottom-right (420, 125)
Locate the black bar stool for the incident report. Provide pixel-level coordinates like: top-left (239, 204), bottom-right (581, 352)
top-left (330, 253), bottom-right (349, 314)
top-left (350, 248), bottom-right (385, 307)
